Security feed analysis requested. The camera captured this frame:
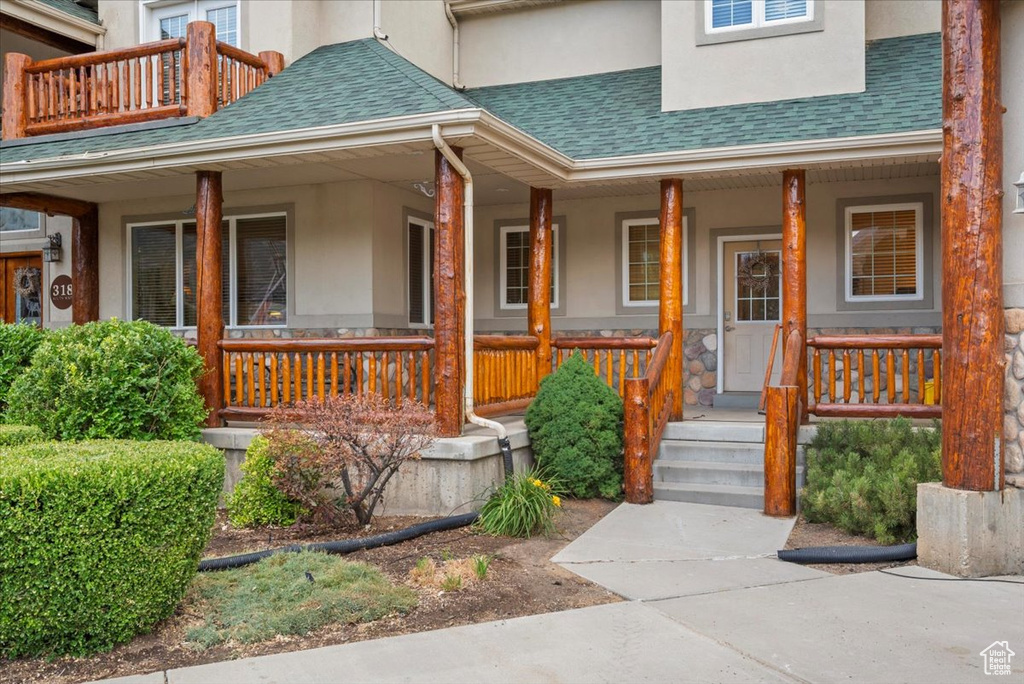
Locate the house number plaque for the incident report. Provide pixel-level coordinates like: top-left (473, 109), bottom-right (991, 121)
top-left (50, 275), bottom-right (73, 310)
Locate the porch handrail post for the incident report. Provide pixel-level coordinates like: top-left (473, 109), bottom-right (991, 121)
top-left (2, 52), bottom-right (31, 141)
top-left (434, 147), bottom-right (466, 437)
top-left (258, 51), bottom-right (286, 76)
top-left (528, 187), bottom-right (553, 384)
top-left (782, 169), bottom-right (808, 423)
top-left (196, 170), bottom-right (225, 427)
top-left (71, 205), bottom-right (99, 324)
top-left (940, 0), bottom-right (1004, 491)
top-left (659, 178), bottom-right (684, 421)
top-left (186, 21), bottom-right (218, 118)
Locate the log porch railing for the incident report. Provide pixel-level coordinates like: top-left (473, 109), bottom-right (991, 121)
top-left (623, 331), bottom-right (674, 503)
top-left (2, 22), bottom-right (284, 140)
top-left (808, 335), bottom-right (942, 419)
top-left (763, 329), bottom-right (804, 516)
top-left (473, 335), bottom-right (540, 417)
top-left (552, 336), bottom-right (658, 399)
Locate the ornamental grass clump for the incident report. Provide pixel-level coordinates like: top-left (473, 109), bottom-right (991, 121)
top-left (525, 352), bottom-right (624, 499)
top-left (476, 470), bottom-right (562, 538)
top-left (802, 418), bottom-right (941, 544)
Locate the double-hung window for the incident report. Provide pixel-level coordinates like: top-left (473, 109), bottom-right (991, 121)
top-left (706, 0), bottom-right (812, 32)
top-left (407, 216), bottom-right (435, 327)
top-left (621, 216), bottom-right (688, 307)
top-left (128, 212), bottom-right (287, 328)
top-left (143, 0), bottom-right (239, 46)
top-left (844, 203), bottom-right (923, 302)
top-left (499, 224), bottom-right (559, 310)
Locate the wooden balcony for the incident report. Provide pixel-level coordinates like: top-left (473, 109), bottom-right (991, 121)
top-left (1, 21), bottom-right (284, 141)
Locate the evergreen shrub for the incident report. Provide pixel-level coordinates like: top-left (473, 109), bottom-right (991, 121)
top-left (226, 435), bottom-right (305, 528)
top-left (524, 352), bottom-right (624, 499)
top-left (6, 319), bottom-right (207, 441)
top-left (802, 418), bottom-right (941, 544)
top-left (0, 424), bottom-right (45, 447)
top-left (0, 323), bottom-right (45, 414)
top-left (0, 440), bottom-right (224, 657)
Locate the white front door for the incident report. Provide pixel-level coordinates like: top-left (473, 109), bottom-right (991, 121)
top-left (722, 240), bottom-right (783, 392)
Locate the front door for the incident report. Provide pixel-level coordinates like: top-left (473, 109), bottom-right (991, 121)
top-left (722, 240), bottom-right (782, 392)
top-left (0, 253), bottom-right (44, 326)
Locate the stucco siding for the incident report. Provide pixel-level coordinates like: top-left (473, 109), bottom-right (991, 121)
top-left (865, 0), bottom-right (940, 41)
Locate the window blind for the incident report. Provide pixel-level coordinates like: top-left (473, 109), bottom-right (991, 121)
top-left (765, 0), bottom-right (808, 22)
top-left (408, 223), bottom-right (425, 325)
top-left (182, 222), bottom-right (230, 328)
top-left (711, 0), bottom-right (753, 28)
top-left (627, 222), bottom-right (660, 302)
top-left (207, 6), bottom-right (237, 46)
top-left (850, 209), bottom-right (918, 297)
top-left (131, 224), bottom-right (177, 327)
top-left (236, 216), bottom-right (287, 326)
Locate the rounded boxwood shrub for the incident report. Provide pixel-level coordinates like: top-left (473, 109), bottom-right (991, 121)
top-left (524, 352), bottom-right (624, 499)
top-left (0, 424), bottom-right (45, 447)
top-left (227, 435), bottom-right (305, 528)
top-left (0, 323), bottom-right (46, 414)
top-left (0, 440), bottom-right (224, 658)
top-left (6, 319), bottom-right (207, 441)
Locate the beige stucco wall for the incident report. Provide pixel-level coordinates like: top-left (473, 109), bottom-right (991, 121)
top-left (458, 0), bottom-right (661, 88)
top-left (661, 0), bottom-right (865, 111)
top-left (1003, 0), bottom-right (1024, 309)
top-left (0, 29), bottom-right (71, 101)
top-left (372, 183), bottom-right (434, 329)
top-left (864, 0), bottom-right (940, 40)
top-left (380, 0), bottom-right (453, 84)
top-left (96, 0), bottom-right (137, 50)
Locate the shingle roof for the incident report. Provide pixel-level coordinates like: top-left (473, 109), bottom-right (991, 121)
top-left (35, 0), bottom-right (100, 25)
top-left (464, 32), bottom-right (941, 159)
top-left (0, 33), bottom-right (940, 167)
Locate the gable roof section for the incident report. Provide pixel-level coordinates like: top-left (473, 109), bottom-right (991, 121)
top-left (465, 32), bottom-right (941, 159)
top-left (1, 33), bottom-right (940, 168)
top-left (34, 0), bottom-right (100, 25)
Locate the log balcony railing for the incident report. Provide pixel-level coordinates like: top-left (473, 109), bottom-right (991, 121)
top-left (2, 21), bottom-right (284, 140)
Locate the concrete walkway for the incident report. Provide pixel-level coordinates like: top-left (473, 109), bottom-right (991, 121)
top-left (101, 501), bottom-right (1024, 684)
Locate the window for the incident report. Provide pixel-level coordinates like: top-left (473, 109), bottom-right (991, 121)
top-left (845, 203), bottom-right (923, 302)
top-left (707, 0), bottom-right (812, 32)
top-left (408, 216), bottom-right (435, 327)
top-left (735, 250), bottom-right (782, 321)
top-left (499, 224), bottom-right (559, 310)
top-left (0, 208), bottom-right (43, 234)
top-left (621, 216), bottom-right (689, 308)
top-left (143, 1), bottom-right (239, 46)
top-left (128, 212), bottom-right (287, 328)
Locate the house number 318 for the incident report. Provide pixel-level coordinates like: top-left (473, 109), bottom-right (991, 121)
top-left (50, 275), bottom-right (73, 310)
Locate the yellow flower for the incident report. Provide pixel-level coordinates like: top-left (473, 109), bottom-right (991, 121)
top-left (551, 496), bottom-right (561, 507)
top-left (532, 479), bottom-right (543, 488)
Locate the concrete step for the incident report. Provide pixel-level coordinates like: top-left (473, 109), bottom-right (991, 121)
top-left (712, 392), bottom-right (760, 409)
top-left (663, 421), bottom-right (764, 443)
top-left (658, 440), bottom-right (767, 464)
top-left (654, 460), bottom-right (805, 488)
top-left (653, 482), bottom-right (764, 509)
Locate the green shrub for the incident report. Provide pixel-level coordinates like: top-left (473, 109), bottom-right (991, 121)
top-left (227, 436), bottom-right (305, 528)
top-left (476, 470), bottom-right (562, 538)
top-left (524, 352), bottom-right (624, 499)
top-left (802, 418), bottom-right (941, 544)
top-left (5, 319), bottom-right (207, 441)
top-left (0, 440), bottom-right (224, 657)
top-left (0, 424), bottom-right (45, 447)
top-left (0, 323), bottom-right (45, 414)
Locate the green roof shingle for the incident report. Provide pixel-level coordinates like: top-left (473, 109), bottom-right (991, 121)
top-left (0, 33), bottom-right (940, 167)
top-left (35, 0), bottom-right (100, 25)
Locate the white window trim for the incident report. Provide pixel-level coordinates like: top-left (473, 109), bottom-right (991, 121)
top-left (620, 216), bottom-right (689, 308)
top-left (0, 207), bottom-right (45, 239)
top-left (407, 215), bottom-right (434, 329)
top-left (125, 210), bottom-right (287, 329)
top-left (704, 0), bottom-right (814, 34)
top-left (498, 224), bottom-right (560, 311)
top-left (139, 0), bottom-right (240, 44)
top-left (844, 202), bottom-right (924, 304)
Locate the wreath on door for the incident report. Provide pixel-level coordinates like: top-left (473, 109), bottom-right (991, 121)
top-left (736, 251), bottom-right (781, 294)
top-left (13, 267), bottom-right (41, 300)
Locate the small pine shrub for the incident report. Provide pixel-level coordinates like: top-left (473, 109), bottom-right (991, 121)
top-left (227, 436), bottom-right (305, 528)
top-left (5, 319), bottom-right (207, 441)
top-left (525, 352), bottom-right (624, 499)
top-left (0, 440), bottom-right (224, 657)
top-left (476, 470), bottom-right (562, 538)
top-left (0, 323), bottom-right (45, 414)
top-left (801, 418), bottom-right (941, 544)
top-left (0, 424), bottom-right (45, 447)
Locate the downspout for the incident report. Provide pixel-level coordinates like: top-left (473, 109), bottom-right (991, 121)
top-left (373, 0), bottom-right (389, 41)
top-left (443, 2), bottom-right (466, 91)
top-left (432, 124), bottom-right (514, 479)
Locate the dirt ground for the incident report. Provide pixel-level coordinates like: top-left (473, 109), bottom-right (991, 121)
top-left (0, 499), bottom-right (620, 684)
top-left (784, 514), bottom-right (916, 575)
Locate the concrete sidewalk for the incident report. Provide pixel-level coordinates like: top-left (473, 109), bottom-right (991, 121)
top-left (101, 501), bottom-right (1024, 684)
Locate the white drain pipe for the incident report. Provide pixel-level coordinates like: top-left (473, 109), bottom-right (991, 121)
top-left (431, 124), bottom-right (508, 443)
top-left (443, 2), bottom-right (466, 90)
top-left (372, 0), bottom-right (388, 41)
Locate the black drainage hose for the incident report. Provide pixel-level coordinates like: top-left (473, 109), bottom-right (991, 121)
top-left (198, 511), bottom-right (479, 572)
top-left (777, 542), bottom-right (917, 565)
top-left (498, 436), bottom-right (514, 482)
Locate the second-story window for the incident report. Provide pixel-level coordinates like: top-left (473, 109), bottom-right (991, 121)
top-left (144, 1), bottom-right (239, 47)
top-left (707, 0), bottom-right (812, 32)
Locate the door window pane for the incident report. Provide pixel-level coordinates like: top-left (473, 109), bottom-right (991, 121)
top-left (735, 250), bottom-right (781, 322)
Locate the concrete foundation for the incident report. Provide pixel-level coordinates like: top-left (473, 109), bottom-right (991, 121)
top-left (201, 417), bottom-right (533, 518)
top-left (917, 481), bottom-right (1024, 577)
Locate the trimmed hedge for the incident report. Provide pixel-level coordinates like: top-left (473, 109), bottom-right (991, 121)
top-left (0, 440), bottom-right (224, 657)
top-left (0, 425), bottom-right (45, 447)
top-left (5, 319), bottom-right (207, 441)
top-left (0, 323), bottom-right (46, 414)
top-left (227, 435), bottom-right (304, 528)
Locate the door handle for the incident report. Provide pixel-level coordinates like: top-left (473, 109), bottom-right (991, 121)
top-left (724, 325), bottom-right (736, 332)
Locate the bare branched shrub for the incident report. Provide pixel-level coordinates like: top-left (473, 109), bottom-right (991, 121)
top-left (262, 395), bottom-right (437, 525)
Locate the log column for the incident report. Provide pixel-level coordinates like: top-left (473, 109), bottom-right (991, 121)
top-left (940, 0), bottom-right (1004, 491)
top-left (781, 169), bottom-right (808, 422)
top-left (195, 171), bottom-right (224, 427)
top-left (71, 205), bottom-right (99, 324)
top-left (528, 187), bottom-right (553, 384)
top-left (434, 148), bottom-right (466, 437)
top-left (186, 21), bottom-right (218, 118)
top-left (659, 178), bottom-right (684, 420)
top-left (2, 53), bottom-right (31, 140)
